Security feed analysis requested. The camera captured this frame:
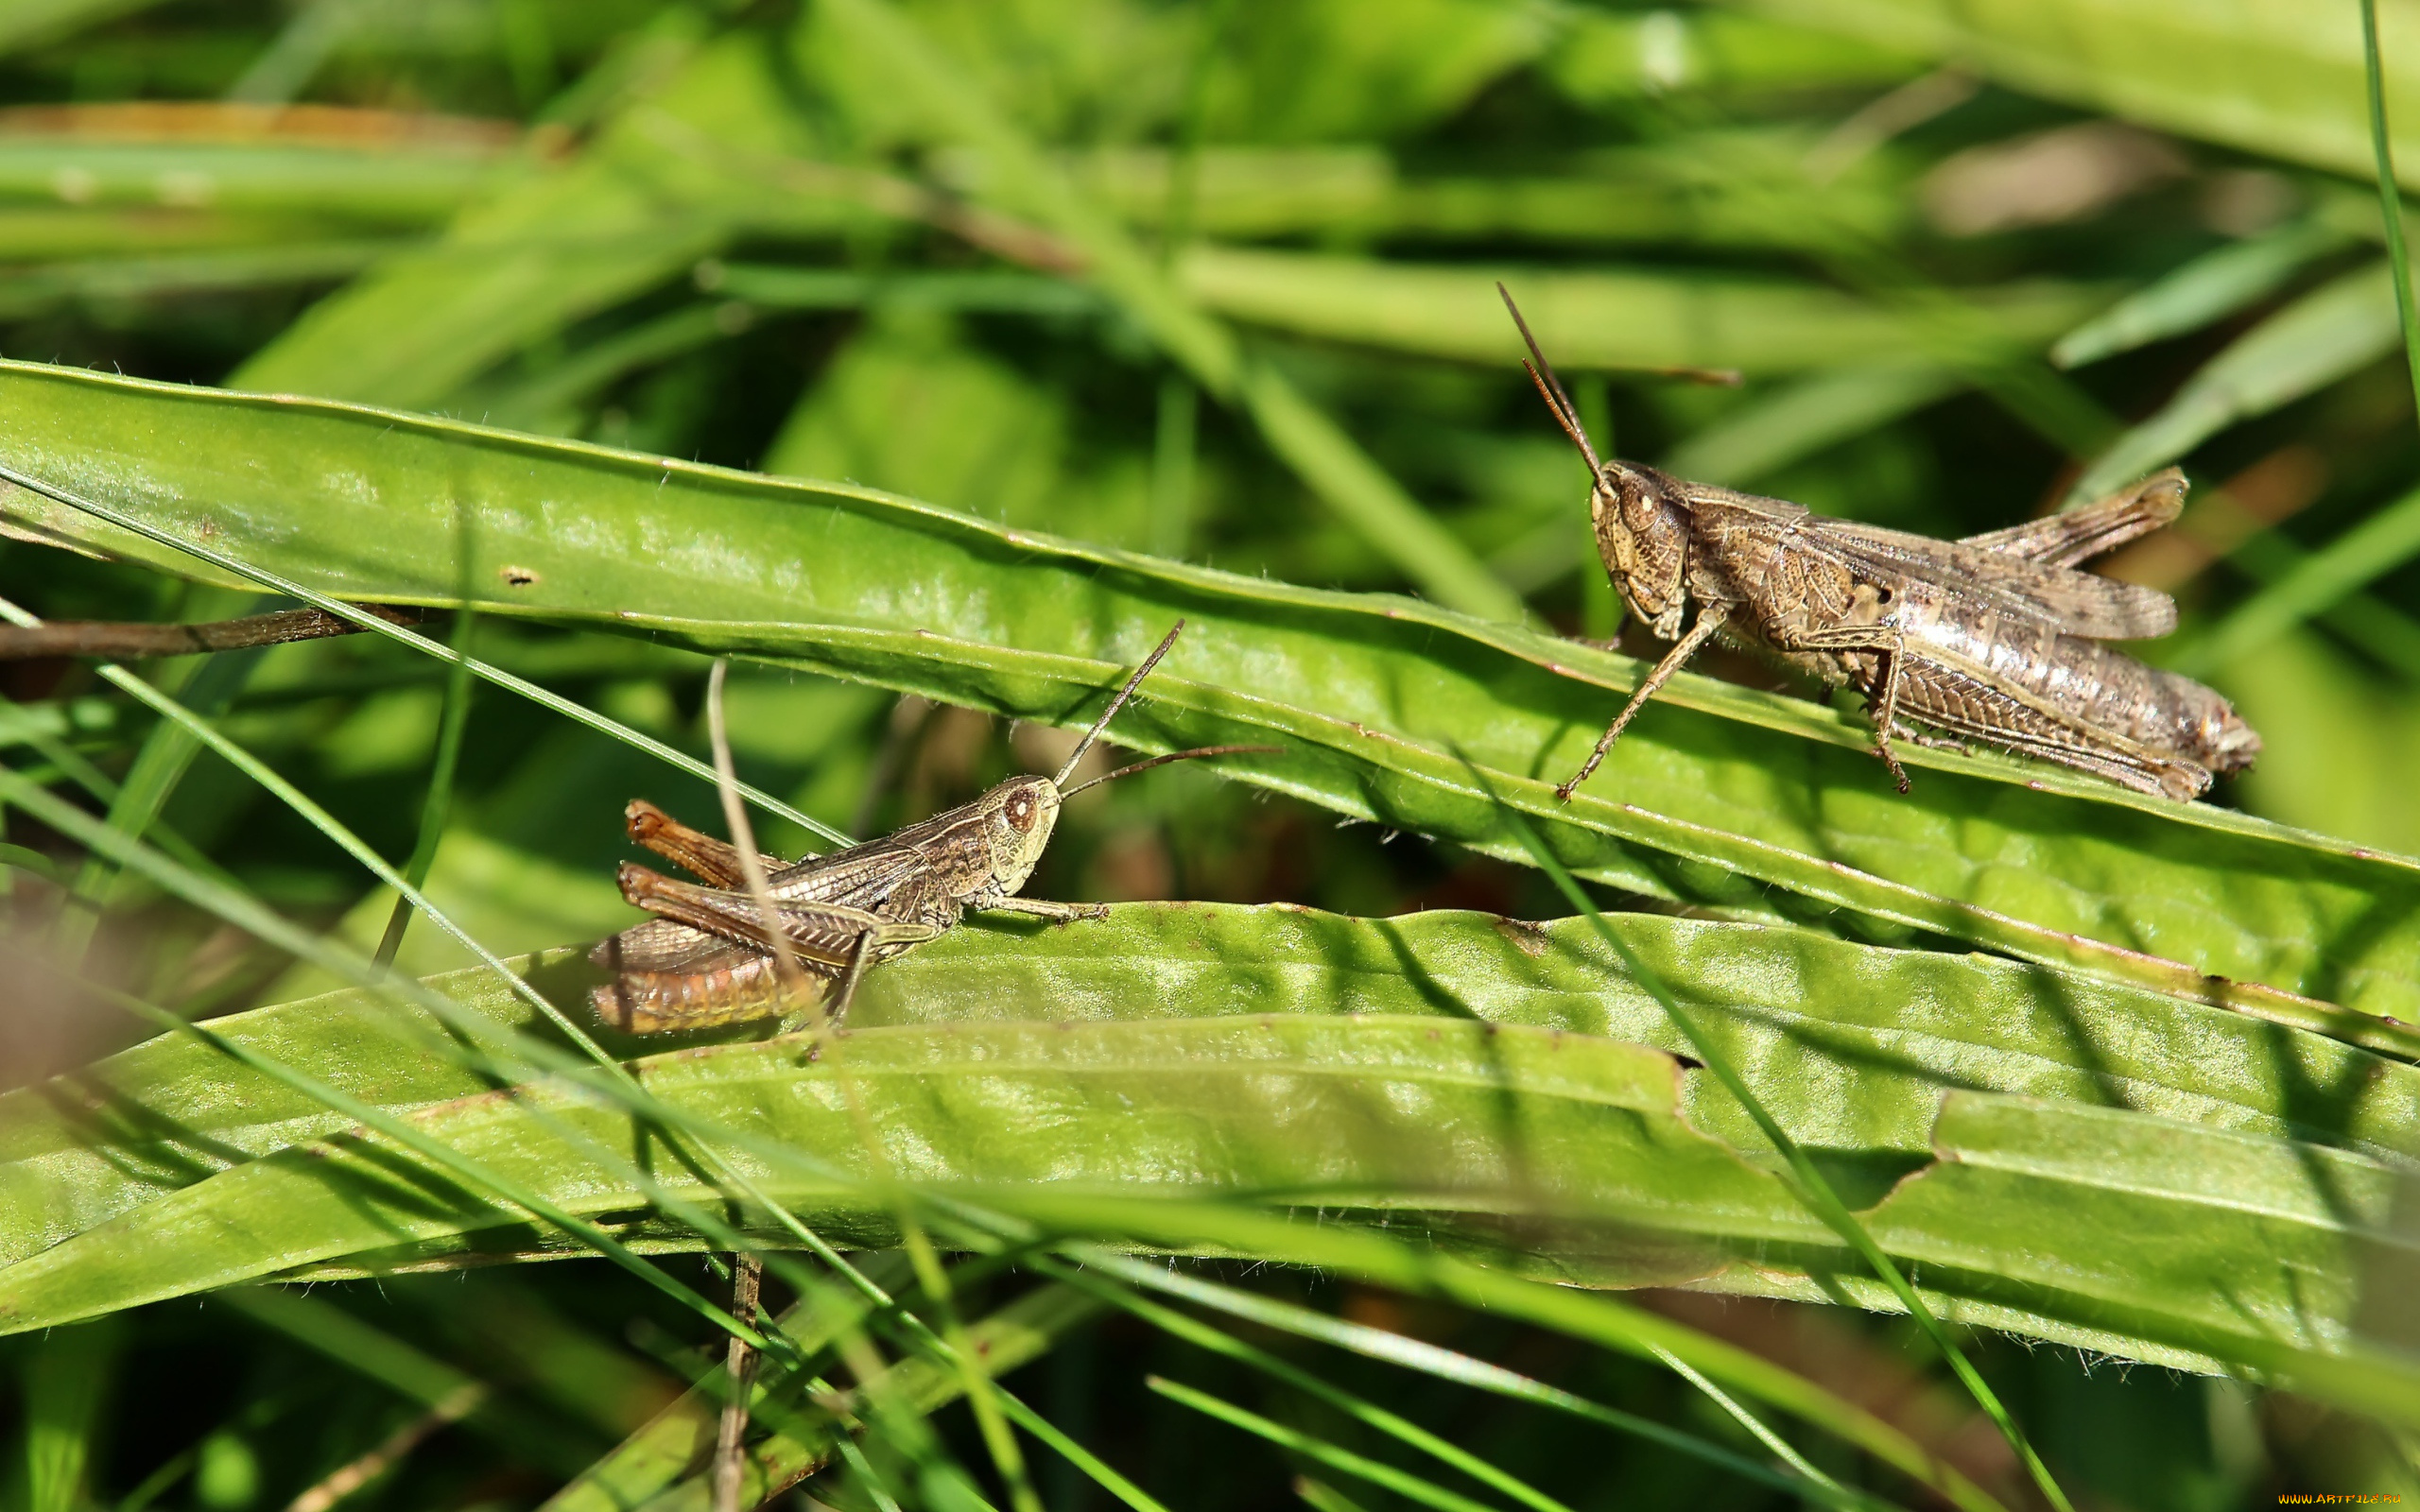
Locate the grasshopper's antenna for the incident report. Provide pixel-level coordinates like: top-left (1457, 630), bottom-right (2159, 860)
top-left (1063, 743), bottom-right (1283, 799)
top-left (1496, 283), bottom-right (1602, 476)
top-left (1054, 619), bottom-right (1184, 787)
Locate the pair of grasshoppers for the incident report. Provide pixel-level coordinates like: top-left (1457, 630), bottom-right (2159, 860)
top-left (596, 301), bottom-right (2262, 1034)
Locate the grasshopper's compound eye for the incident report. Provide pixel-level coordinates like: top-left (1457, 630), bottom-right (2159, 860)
top-left (1004, 788), bottom-right (1040, 833)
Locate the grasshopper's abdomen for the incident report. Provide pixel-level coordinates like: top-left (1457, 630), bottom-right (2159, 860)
top-left (1894, 591), bottom-right (2258, 775)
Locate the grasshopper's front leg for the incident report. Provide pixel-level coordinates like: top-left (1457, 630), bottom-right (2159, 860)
top-left (1559, 602), bottom-right (1733, 800)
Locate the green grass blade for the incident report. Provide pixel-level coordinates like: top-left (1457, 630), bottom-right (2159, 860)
top-left (1236, 362), bottom-right (1526, 621)
top-left (17, 1314), bottom-right (115, 1512)
top-left (1146, 1375), bottom-right (1500, 1512)
top-left (0, 122), bottom-right (502, 225)
top-left (813, 0), bottom-right (1525, 624)
top-left (1660, 362), bottom-right (1960, 486)
top-left (1644, 1345), bottom-right (1848, 1500)
top-left (1043, 1261), bottom-right (1578, 1512)
top-left (2050, 215), bottom-right (2363, 369)
top-left (0, 243), bottom-right (404, 320)
top-left (1293, 1479), bottom-right (1374, 1512)
top-left (543, 1254), bottom-right (920, 1512)
top-left (1188, 246), bottom-right (2099, 376)
top-left (377, 605), bottom-right (477, 965)
top-left (2182, 480), bottom-right (2420, 676)
top-left (1068, 1250), bottom-right (1903, 1512)
top-left (631, 1287), bottom-right (1104, 1512)
top-left (2067, 256), bottom-right (2401, 502)
top-left (228, 38), bottom-right (801, 408)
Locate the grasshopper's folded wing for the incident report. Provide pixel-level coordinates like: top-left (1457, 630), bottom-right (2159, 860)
top-left (766, 835), bottom-right (931, 910)
top-left (1956, 468), bottom-right (2186, 568)
top-left (596, 916), bottom-right (759, 973)
top-left (616, 864), bottom-right (940, 967)
top-left (1815, 519), bottom-right (2178, 640)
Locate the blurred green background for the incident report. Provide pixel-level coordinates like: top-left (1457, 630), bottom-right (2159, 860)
top-left (2, 0), bottom-right (2419, 1506)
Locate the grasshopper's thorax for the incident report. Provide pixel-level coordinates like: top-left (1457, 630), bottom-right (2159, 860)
top-left (1591, 461), bottom-right (1693, 641)
top-left (964, 773), bottom-right (1062, 903)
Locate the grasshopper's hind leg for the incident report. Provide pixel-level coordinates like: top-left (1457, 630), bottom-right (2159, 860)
top-left (825, 933), bottom-right (877, 1026)
top-left (624, 799), bottom-right (789, 888)
top-left (1863, 645), bottom-right (1913, 794)
top-left (1768, 623), bottom-right (1915, 793)
top-left (984, 896), bottom-right (1111, 923)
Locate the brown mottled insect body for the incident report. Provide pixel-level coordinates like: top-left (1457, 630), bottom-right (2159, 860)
top-left (592, 622), bottom-right (1265, 1032)
top-left (1506, 287), bottom-right (2258, 801)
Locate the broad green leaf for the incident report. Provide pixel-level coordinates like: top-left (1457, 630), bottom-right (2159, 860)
top-left (1184, 245), bottom-right (2101, 375)
top-left (1, 360), bottom-right (2411, 1032)
top-left (2187, 481), bottom-right (2420, 677)
top-left (5, 995), bottom-right (2418, 1412)
top-left (0, 947), bottom-right (554, 1272)
top-left (2071, 260), bottom-right (2403, 500)
top-left (1862, 1093), bottom-right (2420, 1393)
top-left (1744, 0), bottom-right (2420, 188)
top-left (0, 1014), bottom-right (1815, 1319)
top-left (8, 902), bottom-right (2420, 1383)
top-left (18, 904), bottom-right (2415, 1279)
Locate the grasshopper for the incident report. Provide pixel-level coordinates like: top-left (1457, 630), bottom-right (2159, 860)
top-left (591, 621), bottom-right (1266, 1032)
top-left (1499, 286), bottom-right (2260, 803)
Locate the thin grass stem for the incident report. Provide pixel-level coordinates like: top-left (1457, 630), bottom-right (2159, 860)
top-left (377, 605), bottom-right (477, 966)
top-left (2363, 0), bottom-right (2420, 420)
top-left (1146, 1376), bottom-right (1498, 1512)
top-left (1068, 1249), bottom-right (1906, 1512)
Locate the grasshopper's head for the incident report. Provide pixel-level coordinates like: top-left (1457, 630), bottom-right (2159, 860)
top-left (1496, 285), bottom-right (1695, 641)
top-left (1593, 461), bottom-right (1692, 641)
top-left (980, 774), bottom-right (1063, 897)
